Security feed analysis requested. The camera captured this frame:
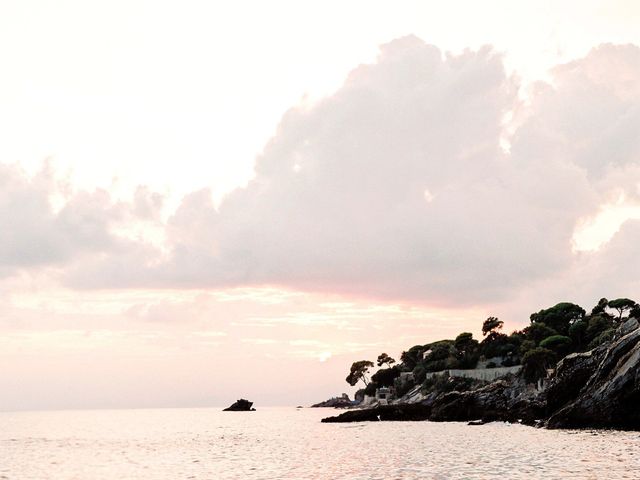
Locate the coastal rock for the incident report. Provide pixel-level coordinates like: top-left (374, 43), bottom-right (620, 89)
top-left (617, 317), bottom-right (639, 338)
top-left (429, 376), bottom-right (544, 425)
top-left (543, 348), bottom-right (605, 413)
top-left (223, 399), bottom-right (256, 411)
top-left (547, 327), bottom-right (640, 429)
top-left (321, 403), bottom-right (431, 423)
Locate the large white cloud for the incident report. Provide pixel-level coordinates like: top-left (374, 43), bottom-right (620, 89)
top-left (0, 163), bottom-right (118, 275)
top-left (0, 163), bottom-right (167, 279)
top-left (6, 37), bottom-right (640, 307)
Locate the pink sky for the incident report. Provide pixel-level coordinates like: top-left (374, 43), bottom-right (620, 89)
top-left (1, 1), bottom-right (640, 410)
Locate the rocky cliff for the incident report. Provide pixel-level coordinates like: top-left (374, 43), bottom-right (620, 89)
top-left (323, 319), bottom-right (640, 429)
top-left (546, 318), bottom-right (640, 429)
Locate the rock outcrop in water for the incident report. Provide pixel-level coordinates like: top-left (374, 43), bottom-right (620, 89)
top-left (323, 319), bottom-right (640, 429)
top-left (223, 399), bottom-right (256, 411)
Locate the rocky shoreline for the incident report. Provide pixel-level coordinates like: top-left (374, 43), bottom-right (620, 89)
top-left (323, 318), bottom-right (640, 430)
top-left (310, 393), bottom-right (356, 408)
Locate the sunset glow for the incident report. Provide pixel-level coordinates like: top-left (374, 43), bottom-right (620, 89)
top-left (2, 0), bottom-right (640, 411)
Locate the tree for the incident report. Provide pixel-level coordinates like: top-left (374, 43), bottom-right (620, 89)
top-left (371, 366), bottom-right (400, 387)
top-left (590, 298), bottom-right (609, 316)
top-left (519, 339), bottom-right (536, 357)
top-left (585, 315), bottom-right (615, 346)
top-left (607, 298), bottom-right (638, 320)
top-left (530, 302), bottom-right (585, 335)
top-left (482, 317), bottom-right (503, 336)
top-left (522, 322), bottom-right (558, 344)
top-left (539, 335), bottom-right (573, 356)
top-left (454, 332), bottom-right (480, 368)
top-left (400, 345), bottom-right (426, 370)
top-left (568, 320), bottom-right (588, 349)
top-left (345, 360), bottom-right (374, 387)
top-left (376, 353), bottom-right (396, 368)
top-left (454, 332), bottom-right (476, 353)
top-left (521, 347), bottom-right (556, 383)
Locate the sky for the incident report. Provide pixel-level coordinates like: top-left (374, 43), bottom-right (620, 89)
top-left (1, 0), bottom-right (640, 411)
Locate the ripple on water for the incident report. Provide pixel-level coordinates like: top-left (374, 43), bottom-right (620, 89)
top-left (1, 408), bottom-right (639, 479)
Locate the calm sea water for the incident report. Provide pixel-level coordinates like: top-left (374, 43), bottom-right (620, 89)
top-left (1, 407), bottom-right (638, 479)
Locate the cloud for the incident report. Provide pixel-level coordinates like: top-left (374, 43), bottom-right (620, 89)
top-left (5, 37), bottom-right (640, 308)
top-left (0, 161), bottom-right (169, 280)
top-left (0, 163), bottom-right (116, 274)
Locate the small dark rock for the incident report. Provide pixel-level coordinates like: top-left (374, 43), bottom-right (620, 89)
top-left (223, 399), bottom-right (255, 411)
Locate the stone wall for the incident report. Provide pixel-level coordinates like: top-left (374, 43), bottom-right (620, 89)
top-left (425, 365), bottom-right (522, 382)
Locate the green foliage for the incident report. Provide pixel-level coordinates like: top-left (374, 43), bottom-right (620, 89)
top-left (421, 340), bottom-right (459, 372)
top-left (422, 373), bottom-right (487, 395)
top-left (587, 328), bottom-right (615, 350)
top-left (394, 377), bottom-right (415, 397)
top-left (363, 382), bottom-right (377, 396)
top-left (371, 365), bottom-right (400, 387)
top-left (522, 322), bottom-right (558, 344)
top-left (590, 298), bottom-right (609, 316)
top-left (502, 357), bottom-right (516, 367)
top-left (400, 345), bottom-right (426, 370)
top-left (519, 339), bottom-right (536, 356)
top-left (507, 331), bottom-right (524, 347)
top-left (568, 320), bottom-right (588, 348)
top-left (376, 352), bottom-right (396, 368)
top-left (454, 332), bottom-right (480, 368)
top-left (454, 332), bottom-right (476, 352)
top-left (539, 335), bottom-right (573, 356)
top-left (482, 317), bottom-right (503, 336)
top-left (607, 298), bottom-right (638, 320)
top-left (412, 364), bottom-right (427, 384)
top-left (530, 302), bottom-right (585, 335)
top-left (522, 347), bottom-right (556, 383)
top-left (345, 360), bottom-right (374, 387)
top-left (423, 340), bottom-right (455, 360)
top-left (485, 361), bottom-right (497, 368)
top-left (479, 331), bottom-right (515, 359)
top-left (586, 315), bottom-right (614, 344)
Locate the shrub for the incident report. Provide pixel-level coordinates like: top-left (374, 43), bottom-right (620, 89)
top-left (587, 328), bottom-right (615, 350)
top-left (394, 377), bottom-right (415, 397)
top-left (521, 347), bottom-right (556, 383)
top-left (523, 322), bottom-right (558, 344)
top-left (422, 374), bottom-right (487, 395)
top-left (371, 366), bottom-right (400, 387)
top-left (412, 364), bottom-right (427, 384)
top-left (586, 315), bottom-right (614, 345)
top-left (539, 335), bottom-right (573, 356)
top-left (502, 357), bottom-right (516, 367)
top-left (363, 382), bottom-right (378, 396)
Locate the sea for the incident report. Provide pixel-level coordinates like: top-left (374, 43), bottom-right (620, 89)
top-left (1, 406), bottom-right (638, 479)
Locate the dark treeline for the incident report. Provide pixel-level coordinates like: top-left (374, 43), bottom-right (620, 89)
top-left (346, 297), bottom-right (640, 399)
